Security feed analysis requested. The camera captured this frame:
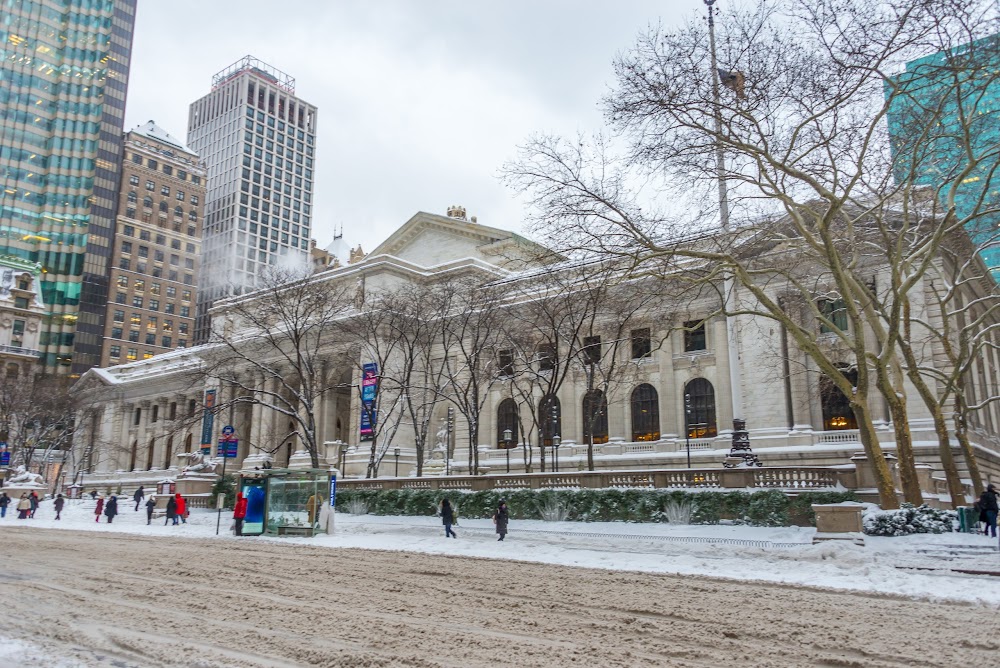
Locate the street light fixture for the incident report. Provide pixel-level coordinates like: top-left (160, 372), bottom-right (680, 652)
top-left (394, 446), bottom-right (400, 477)
top-left (502, 428), bottom-right (513, 473)
top-left (553, 434), bottom-right (561, 473)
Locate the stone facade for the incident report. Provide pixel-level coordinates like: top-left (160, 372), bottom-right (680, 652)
top-left (70, 209), bottom-right (1000, 490)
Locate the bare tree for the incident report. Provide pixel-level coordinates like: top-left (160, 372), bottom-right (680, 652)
top-left (195, 266), bottom-right (355, 469)
top-left (505, 0), bottom-right (1000, 509)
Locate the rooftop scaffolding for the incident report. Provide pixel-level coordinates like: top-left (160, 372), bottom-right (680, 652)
top-left (212, 55), bottom-right (295, 93)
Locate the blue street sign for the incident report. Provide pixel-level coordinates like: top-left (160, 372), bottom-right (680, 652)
top-left (0, 444), bottom-right (9, 467)
top-left (221, 425), bottom-right (235, 436)
top-left (329, 473), bottom-right (337, 509)
top-left (216, 439), bottom-right (239, 458)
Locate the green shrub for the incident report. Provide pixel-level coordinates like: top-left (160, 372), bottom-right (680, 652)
top-left (333, 487), bottom-right (857, 526)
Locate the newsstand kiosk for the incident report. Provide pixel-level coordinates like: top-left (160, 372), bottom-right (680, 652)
top-left (237, 467), bottom-right (335, 537)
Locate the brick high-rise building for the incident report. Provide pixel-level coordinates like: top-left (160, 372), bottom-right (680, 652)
top-left (187, 56), bottom-right (319, 343)
top-left (0, 0), bottom-right (137, 374)
top-left (100, 122), bottom-right (205, 368)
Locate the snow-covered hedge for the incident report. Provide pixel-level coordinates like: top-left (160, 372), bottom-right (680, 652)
top-left (862, 503), bottom-right (956, 536)
top-left (335, 488), bottom-right (857, 527)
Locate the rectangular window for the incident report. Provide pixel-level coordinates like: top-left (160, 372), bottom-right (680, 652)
top-left (819, 299), bottom-right (848, 333)
top-left (113, 310), bottom-right (125, 322)
top-left (138, 246), bottom-right (148, 258)
top-left (583, 336), bottom-right (602, 365)
top-left (161, 336), bottom-right (172, 348)
top-left (121, 241), bottom-right (132, 253)
top-left (128, 330), bottom-right (139, 342)
top-left (177, 191), bottom-right (185, 201)
top-left (110, 345), bottom-right (121, 358)
top-left (127, 348), bottom-right (138, 360)
top-left (164, 302), bottom-right (175, 314)
top-left (161, 185), bottom-right (170, 196)
top-left (150, 283), bottom-right (160, 296)
top-left (132, 296), bottom-right (143, 308)
top-left (498, 350), bottom-right (514, 377)
top-left (180, 306), bottom-right (190, 318)
top-left (537, 343), bottom-right (556, 372)
top-left (179, 322), bottom-right (189, 334)
top-left (134, 280), bottom-right (144, 293)
top-left (149, 299), bottom-right (160, 312)
top-left (166, 286), bottom-right (176, 298)
top-left (683, 320), bottom-right (706, 352)
top-left (115, 292), bottom-right (126, 304)
top-left (147, 316), bottom-right (157, 331)
top-left (117, 275), bottom-right (129, 288)
top-left (111, 327), bottom-right (123, 339)
top-left (631, 328), bottom-right (652, 359)
top-left (182, 290), bottom-right (191, 302)
top-left (123, 224), bottom-right (135, 236)
top-left (145, 333), bottom-right (156, 345)
top-left (148, 159), bottom-right (158, 170)
top-left (145, 180), bottom-right (154, 191)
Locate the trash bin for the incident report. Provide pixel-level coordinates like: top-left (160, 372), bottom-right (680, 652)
top-left (957, 506), bottom-right (980, 533)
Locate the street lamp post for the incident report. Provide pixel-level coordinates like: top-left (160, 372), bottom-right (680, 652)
top-left (550, 401), bottom-right (559, 472)
top-left (553, 434), bottom-right (561, 473)
top-left (339, 444), bottom-right (348, 477)
top-left (394, 447), bottom-right (400, 477)
top-left (684, 393), bottom-right (692, 468)
top-left (446, 407), bottom-right (454, 476)
top-left (502, 428), bottom-right (512, 473)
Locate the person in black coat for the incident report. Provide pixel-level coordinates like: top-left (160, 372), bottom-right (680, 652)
top-left (104, 495), bottom-right (118, 524)
top-left (53, 493), bottom-right (65, 520)
top-left (0, 492), bottom-right (10, 518)
top-left (493, 500), bottom-right (509, 542)
top-left (165, 495), bottom-right (178, 526)
top-left (145, 494), bottom-right (157, 525)
top-left (133, 486), bottom-right (145, 512)
top-left (980, 484), bottom-right (999, 538)
top-left (440, 498), bottom-right (457, 538)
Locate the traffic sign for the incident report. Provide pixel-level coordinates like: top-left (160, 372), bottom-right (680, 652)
top-left (222, 425), bottom-right (235, 436)
top-left (216, 439), bottom-right (239, 458)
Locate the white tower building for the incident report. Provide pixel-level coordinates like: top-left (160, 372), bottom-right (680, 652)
top-left (187, 56), bottom-right (319, 343)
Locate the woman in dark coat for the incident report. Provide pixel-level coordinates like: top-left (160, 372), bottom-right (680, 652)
top-left (53, 493), bottom-right (65, 520)
top-left (440, 498), bottom-right (457, 538)
top-left (104, 495), bottom-right (118, 523)
top-left (493, 500), bottom-right (509, 541)
top-left (165, 495), bottom-right (178, 526)
top-left (145, 494), bottom-right (157, 525)
top-left (94, 495), bottom-right (104, 522)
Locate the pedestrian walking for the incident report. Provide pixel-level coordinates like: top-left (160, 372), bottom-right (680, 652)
top-left (94, 494), bottom-right (104, 522)
top-left (28, 491), bottom-right (39, 518)
top-left (980, 484), bottom-right (999, 538)
top-left (145, 494), bottom-right (156, 525)
top-left (104, 495), bottom-right (118, 524)
top-left (175, 493), bottom-right (187, 524)
top-left (89, 489), bottom-right (97, 500)
top-left (233, 492), bottom-right (248, 536)
top-left (0, 492), bottom-right (10, 518)
top-left (133, 485), bottom-right (145, 512)
top-left (165, 494), bottom-right (178, 526)
top-left (440, 498), bottom-right (457, 538)
top-left (17, 493), bottom-right (30, 520)
top-left (53, 493), bottom-right (65, 520)
top-left (493, 499), bottom-right (509, 542)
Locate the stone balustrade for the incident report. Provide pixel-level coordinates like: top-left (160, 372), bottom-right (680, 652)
top-left (337, 465), bottom-right (849, 493)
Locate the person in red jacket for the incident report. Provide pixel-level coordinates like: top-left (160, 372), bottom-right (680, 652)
top-left (233, 492), bottom-right (248, 536)
top-left (175, 493), bottom-right (187, 524)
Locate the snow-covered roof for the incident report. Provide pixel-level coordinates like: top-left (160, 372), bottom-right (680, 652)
top-left (130, 120), bottom-right (195, 155)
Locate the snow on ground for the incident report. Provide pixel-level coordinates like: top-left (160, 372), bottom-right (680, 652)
top-left (6, 496), bottom-right (1000, 608)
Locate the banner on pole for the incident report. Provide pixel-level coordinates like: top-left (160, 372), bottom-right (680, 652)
top-left (199, 389), bottom-right (217, 448)
top-left (359, 363), bottom-right (377, 441)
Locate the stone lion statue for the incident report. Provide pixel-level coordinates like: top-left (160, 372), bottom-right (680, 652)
top-left (182, 451), bottom-right (218, 474)
top-left (7, 465), bottom-right (44, 486)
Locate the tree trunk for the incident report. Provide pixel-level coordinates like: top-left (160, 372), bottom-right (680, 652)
top-left (852, 401), bottom-right (899, 509)
top-left (471, 422), bottom-right (480, 475)
top-left (874, 362), bottom-right (921, 504)
top-left (954, 395), bottom-right (985, 499)
top-left (899, 346), bottom-right (965, 508)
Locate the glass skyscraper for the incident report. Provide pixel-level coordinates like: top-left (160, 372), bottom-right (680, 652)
top-left (0, 0), bottom-right (136, 374)
top-left (887, 34), bottom-right (1000, 275)
top-left (187, 56), bottom-right (318, 343)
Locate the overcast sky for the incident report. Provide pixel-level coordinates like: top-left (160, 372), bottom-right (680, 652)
top-left (124, 1), bottom-right (691, 251)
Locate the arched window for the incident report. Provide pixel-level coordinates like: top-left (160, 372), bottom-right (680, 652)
top-left (538, 394), bottom-right (561, 447)
top-left (129, 439), bottom-right (138, 471)
top-left (189, 209), bottom-right (197, 221)
top-left (143, 195), bottom-right (153, 208)
top-left (184, 433), bottom-right (193, 457)
top-left (496, 398), bottom-right (518, 448)
top-left (582, 390), bottom-right (609, 444)
top-left (159, 200), bottom-right (168, 212)
top-left (163, 435), bottom-right (174, 469)
top-left (821, 368), bottom-right (858, 430)
top-left (146, 437), bottom-right (155, 470)
top-left (127, 190), bottom-right (137, 204)
top-left (631, 384), bottom-right (660, 441)
top-left (174, 205), bottom-right (183, 218)
top-left (684, 378), bottom-right (717, 438)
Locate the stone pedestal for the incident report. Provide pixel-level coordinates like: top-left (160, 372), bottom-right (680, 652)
top-left (812, 503), bottom-right (865, 546)
top-left (288, 450), bottom-right (314, 469)
top-left (1, 484), bottom-right (46, 500)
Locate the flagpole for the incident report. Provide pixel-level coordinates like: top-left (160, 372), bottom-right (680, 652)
top-left (705, 0), bottom-right (759, 467)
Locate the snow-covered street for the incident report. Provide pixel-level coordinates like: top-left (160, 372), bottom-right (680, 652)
top-left (2, 496), bottom-right (999, 666)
